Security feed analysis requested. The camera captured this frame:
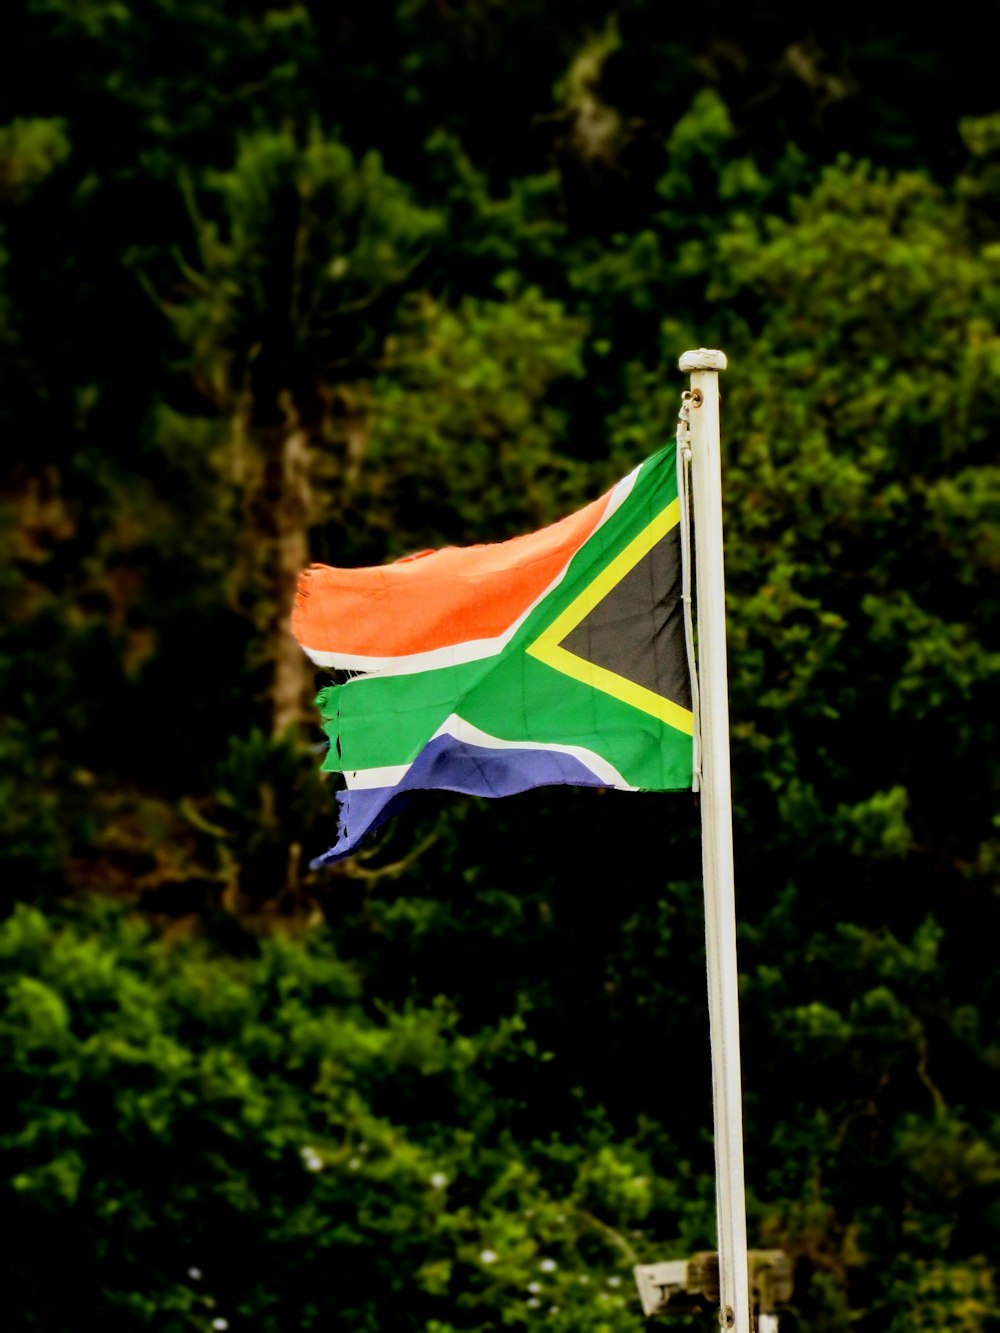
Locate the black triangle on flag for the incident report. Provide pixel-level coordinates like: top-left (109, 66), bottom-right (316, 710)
top-left (526, 500), bottom-right (693, 735)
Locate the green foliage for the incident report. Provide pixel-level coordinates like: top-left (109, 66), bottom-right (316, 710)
top-left (0, 903), bottom-right (709, 1331)
top-left (143, 128), bottom-right (442, 412)
top-left (357, 277), bottom-right (588, 550)
top-left (0, 118), bottom-right (71, 205)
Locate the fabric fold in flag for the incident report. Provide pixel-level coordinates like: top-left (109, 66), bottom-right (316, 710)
top-left (293, 442), bottom-right (693, 865)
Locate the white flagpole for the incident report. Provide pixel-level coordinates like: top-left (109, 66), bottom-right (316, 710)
top-left (679, 348), bottom-right (749, 1333)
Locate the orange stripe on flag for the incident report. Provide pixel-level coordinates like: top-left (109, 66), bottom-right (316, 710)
top-left (293, 491), bottom-right (611, 659)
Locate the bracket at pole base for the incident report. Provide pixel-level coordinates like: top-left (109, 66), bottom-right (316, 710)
top-left (633, 1250), bottom-right (792, 1328)
top-left (679, 348), bottom-right (728, 372)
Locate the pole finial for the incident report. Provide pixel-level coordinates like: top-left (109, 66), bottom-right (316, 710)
top-left (679, 349), bottom-right (727, 372)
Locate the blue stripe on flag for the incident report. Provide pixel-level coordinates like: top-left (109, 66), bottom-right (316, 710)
top-left (311, 732), bottom-right (607, 866)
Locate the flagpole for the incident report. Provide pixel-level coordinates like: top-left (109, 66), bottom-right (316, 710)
top-left (679, 348), bottom-right (749, 1333)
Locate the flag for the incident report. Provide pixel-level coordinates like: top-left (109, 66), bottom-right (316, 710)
top-left (293, 442), bottom-right (693, 865)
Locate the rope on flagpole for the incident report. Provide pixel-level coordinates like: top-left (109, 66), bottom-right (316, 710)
top-left (676, 391), bottom-right (702, 794)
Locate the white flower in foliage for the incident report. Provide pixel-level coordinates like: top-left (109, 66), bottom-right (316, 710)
top-left (300, 1145), bottom-right (323, 1172)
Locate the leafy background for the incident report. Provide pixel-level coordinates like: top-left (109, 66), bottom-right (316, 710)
top-left (2, 3), bottom-right (999, 1329)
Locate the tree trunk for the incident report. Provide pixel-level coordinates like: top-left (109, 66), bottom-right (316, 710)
top-left (269, 421), bottom-right (313, 738)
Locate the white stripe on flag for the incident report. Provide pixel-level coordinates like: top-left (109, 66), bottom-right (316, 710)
top-left (342, 714), bottom-right (636, 792)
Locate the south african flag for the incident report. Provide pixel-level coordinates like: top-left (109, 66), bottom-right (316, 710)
top-left (293, 442), bottom-right (693, 865)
